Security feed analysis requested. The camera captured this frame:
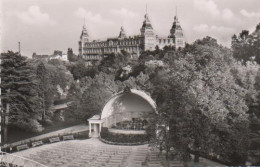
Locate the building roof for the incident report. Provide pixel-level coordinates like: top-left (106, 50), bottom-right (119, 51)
top-left (88, 115), bottom-right (101, 120)
top-left (118, 26), bottom-right (127, 39)
top-left (141, 13), bottom-right (153, 30)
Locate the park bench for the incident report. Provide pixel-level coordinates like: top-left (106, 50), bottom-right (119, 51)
top-left (32, 140), bottom-right (43, 147)
top-left (63, 135), bottom-right (74, 141)
top-left (16, 144), bottom-right (29, 151)
top-left (49, 137), bottom-right (60, 143)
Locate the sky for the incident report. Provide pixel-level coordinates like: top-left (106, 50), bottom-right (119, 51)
top-left (1, 0), bottom-right (260, 57)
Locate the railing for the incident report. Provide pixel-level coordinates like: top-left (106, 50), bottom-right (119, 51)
top-left (0, 151), bottom-right (48, 167)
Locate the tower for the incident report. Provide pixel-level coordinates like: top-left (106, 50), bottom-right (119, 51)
top-left (79, 21), bottom-right (89, 56)
top-left (140, 5), bottom-right (156, 51)
top-left (118, 26), bottom-right (127, 39)
top-left (169, 9), bottom-right (185, 48)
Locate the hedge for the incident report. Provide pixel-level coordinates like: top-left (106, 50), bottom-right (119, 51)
top-left (100, 127), bottom-right (148, 144)
top-left (250, 138), bottom-right (260, 150)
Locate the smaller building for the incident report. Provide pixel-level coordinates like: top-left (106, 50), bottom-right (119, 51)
top-left (32, 51), bottom-right (68, 62)
top-left (32, 53), bottom-right (49, 60)
top-left (49, 54), bottom-right (68, 62)
top-left (49, 50), bottom-right (68, 62)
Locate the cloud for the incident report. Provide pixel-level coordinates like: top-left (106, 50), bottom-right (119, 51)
top-left (240, 9), bottom-right (260, 17)
top-left (193, 24), bottom-right (236, 47)
top-left (110, 8), bottom-right (137, 18)
top-left (74, 7), bottom-right (113, 25)
top-left (194, 0), bottom-right (220, 17)
top-left (193, 0), bottom-right (236, 21)
top-left (222, 8), bottom-right (234, 20)
top-left (16, 6), bottom-right (55, 26)
top-left (193, 24), bottom-right (235, 33)
top-left (193, 24), bottom-right (209, 32)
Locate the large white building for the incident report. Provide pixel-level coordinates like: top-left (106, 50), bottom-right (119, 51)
top-left (79, 11), bottom-right (185, 61)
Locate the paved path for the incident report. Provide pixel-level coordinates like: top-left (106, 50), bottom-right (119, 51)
top-left (13, 138), bottom-right (225, 167)
top-left (5, 124), bottom-right (89, 148)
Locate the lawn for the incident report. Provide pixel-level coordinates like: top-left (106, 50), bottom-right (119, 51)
top-left (1, 120), bottom-right (85, 145)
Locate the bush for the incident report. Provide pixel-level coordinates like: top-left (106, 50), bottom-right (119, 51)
top-left (250, 123), bottom-right (260, 131)
top-left (100, 127), bottom-right (148, 144)
top-left (12, 119), bottom-right (44, 133)
top-left (74, 131), bottom-right (89, 139)
top-left (250, 138), bottom-right (260, 150)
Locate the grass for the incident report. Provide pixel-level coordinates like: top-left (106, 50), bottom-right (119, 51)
top-left (2, 120), bottom-right (85, 145)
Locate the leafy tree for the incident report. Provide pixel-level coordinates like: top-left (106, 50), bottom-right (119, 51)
top-left (149, 37), bottom-right (250, 165)
top-left (72, 73), bottom-right (119, 119)
top-left (232, 23), bottom-right (260, 64)
top-left (30, 59), bottom-right (74, 122)
top-left (1, 51), bottom-right (43, 132)
top-left (69, 60), bottom-right (98, 80)
top-left (67, 48), bottom-right (78, 62)
top-left (36, 62), bottom-right (48, 121)
top-left (98, 53), bottom-right (131, 74)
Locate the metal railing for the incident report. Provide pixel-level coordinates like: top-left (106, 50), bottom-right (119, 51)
top-left (0, 151), bottom-right (48, 167)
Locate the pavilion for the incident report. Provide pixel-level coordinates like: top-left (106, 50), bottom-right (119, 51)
top-left (88, 88), bottom-right (157, 137)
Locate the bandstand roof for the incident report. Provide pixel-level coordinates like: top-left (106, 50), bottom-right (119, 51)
top-left (101, 89), bottom-right (157, 120)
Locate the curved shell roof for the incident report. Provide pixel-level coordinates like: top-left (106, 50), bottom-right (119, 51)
top-left (101, 89), bottom-right (157, 120)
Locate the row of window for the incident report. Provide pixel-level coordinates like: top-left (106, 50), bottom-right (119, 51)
top-left (159, 39), bottom-right (174, 44)
top-left (177, 39), bottom-right (184, 45)
top-left (84, 40), bottom-right (141, 47)
top-left (83, 46), bottom-right (140, 54)
top-left (83, 55), bottom-right (102, 60)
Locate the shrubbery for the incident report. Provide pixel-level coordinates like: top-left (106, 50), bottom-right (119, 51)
top-left (74, 131), bottom-right (89, 139)
top-left (250, 138), bottom-right (260, 150)
top-left (12, 119), bottom-right (44, 133)
top-left (100, 127), bottom-right (148, 144)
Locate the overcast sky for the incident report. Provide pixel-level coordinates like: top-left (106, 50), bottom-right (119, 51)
top-left (1, 0), bottom-right (260, 57)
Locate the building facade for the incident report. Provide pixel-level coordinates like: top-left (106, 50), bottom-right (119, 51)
top-left (79, 11), bottom-right (185, 60)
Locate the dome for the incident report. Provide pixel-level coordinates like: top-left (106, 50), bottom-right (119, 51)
top-left (101, 89), bottom-right (156, 128)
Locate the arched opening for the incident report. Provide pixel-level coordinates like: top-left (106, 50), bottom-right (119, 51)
top-left (101, 91), bottom-right (155, 131)
top-left (88, 89), bottom-right (156, 138)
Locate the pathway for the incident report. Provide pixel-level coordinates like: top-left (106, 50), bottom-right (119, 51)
top-left (4, 124), bottom-right (89, 149)
top-left (13, 138), bottom-right (225, 167)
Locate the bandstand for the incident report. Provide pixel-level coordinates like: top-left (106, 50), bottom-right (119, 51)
top-left (88, 88), bottom-right (156, 138)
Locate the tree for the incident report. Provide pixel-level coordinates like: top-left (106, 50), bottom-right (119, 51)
top-left (67, 48), bottom-right (78, 62)
top-left (29, 58), bottom-right (74, 123)
top-left (72, 73), bottom-right (119, 119)
top-left (69, 60), bottom-right (98, 80)
top-left (232, 23), bottom-right (260, 64)
top-left (36, 62), bottom-right (48, 121)
top-left (1, 51), bottom-right (43, 132)
top-left (149, 37), bottom-right (250, 165)
top-left (99, 53), bottom-right (131, 74)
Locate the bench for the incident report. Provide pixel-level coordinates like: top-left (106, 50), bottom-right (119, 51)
top-left (32, 141), bottom-right (43, 147)
top-left (17, 144), bottom-right (29, 151)
top-left (49, 137), bottom-right (60, 143)
top-left (63, 135), bottom-right (74, 141)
